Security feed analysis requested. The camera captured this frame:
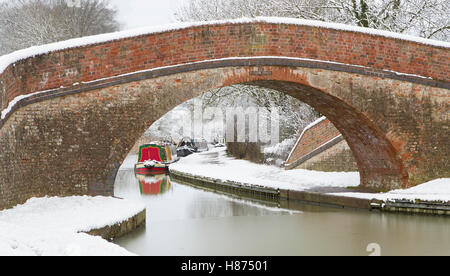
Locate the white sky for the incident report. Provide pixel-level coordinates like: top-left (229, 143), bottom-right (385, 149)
top-left (0, 0), bottom-right (187, 30)
top-left (109, 0), bottom-right (187, 30)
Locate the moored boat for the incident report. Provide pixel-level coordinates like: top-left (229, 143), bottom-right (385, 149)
top-left (135, 142), bottom-right (176, 175)
top-left (176, 137), bottom-right (210, 157)
top-left (176, 137), bottom-right (197, 157)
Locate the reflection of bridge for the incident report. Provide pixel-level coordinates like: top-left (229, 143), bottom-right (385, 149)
top-left (0, 18), bottom-right (448, 209)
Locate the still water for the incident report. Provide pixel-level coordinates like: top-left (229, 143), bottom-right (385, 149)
top-left (113, 169), bottom-right (450, 256)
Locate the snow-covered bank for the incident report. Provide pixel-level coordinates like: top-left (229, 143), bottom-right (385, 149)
top-left (0, 196), bottom-right (145, 256)
top-left (170, 147), bottom-right (450, 203)
top-left (330, 178), bottom-right (450, 203)
top-left (170, 147), bottom-right (360, 191)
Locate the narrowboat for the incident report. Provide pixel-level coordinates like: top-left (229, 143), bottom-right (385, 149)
top-left (176, 137), bottom-right (210, 157)
top-left (135, 142), bottom-right (177, 175)
top-left (176, 137), bottom-right (197, 157)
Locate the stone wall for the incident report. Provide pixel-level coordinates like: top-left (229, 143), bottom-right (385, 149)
top-left (85, 209), bottom-right (146, 241)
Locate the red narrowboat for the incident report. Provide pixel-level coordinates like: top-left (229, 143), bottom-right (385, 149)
top-left (135, 142), bottom-right (176, 175)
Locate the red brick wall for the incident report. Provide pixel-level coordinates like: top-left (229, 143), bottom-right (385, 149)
top-left (286, 118), bottom-right (358, 172)
top-left (287, 118), bottom-right (341, 165)
top-left (1, 21), bottom-right (448, 111)
top-left (296, 140), bottom-right (359, 172)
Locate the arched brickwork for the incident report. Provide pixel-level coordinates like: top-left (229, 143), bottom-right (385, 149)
top-left (0, 19), bottom-right (448, 209)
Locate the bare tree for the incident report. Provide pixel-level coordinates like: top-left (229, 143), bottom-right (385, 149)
top-left (176, 0), bottom-right (449, 41)
top-left (201, 85), bottom-right (319, 142)
top-left (0, 0), bottom-right (120, 55)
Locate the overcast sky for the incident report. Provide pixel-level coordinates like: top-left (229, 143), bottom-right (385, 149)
top-left (0, 0), bottom-right (188, 30)
top-left (110, 0), bottom-right (186, 30)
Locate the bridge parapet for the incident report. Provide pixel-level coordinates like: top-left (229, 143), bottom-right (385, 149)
top-left (1, 18), bottom-right (449, 119)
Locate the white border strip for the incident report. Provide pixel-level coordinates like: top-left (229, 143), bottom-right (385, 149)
top-left (1, 17), bottom-right (449, 76)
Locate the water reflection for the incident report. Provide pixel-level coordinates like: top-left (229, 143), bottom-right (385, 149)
top-left (136, 174), bottom-right (172, 196)
top-left (115, 169), bottom-right (296, 221)
top-left (113, 167), bottom-right (450, 256)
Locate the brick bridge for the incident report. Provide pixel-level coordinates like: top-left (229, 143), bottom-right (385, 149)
top-left (0, 18), bottom-right (448, 209)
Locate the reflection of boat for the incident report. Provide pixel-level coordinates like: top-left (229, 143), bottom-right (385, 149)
top-left (136, 174), bottom-right (171, 195)
top-left (135, 142), bottom-right (177, 175)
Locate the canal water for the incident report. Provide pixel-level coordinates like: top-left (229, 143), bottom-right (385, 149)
top-left (113, 166), bottom-right (450, 256)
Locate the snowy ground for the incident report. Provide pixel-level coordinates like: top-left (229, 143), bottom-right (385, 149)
top-left (0, 196), bottom-right (145, 256)
top-left (170, 147), bottom-right (450, 203)
top-left (331, 178), bottom-right (450, 203)
top-left (170, 147), bottom-right (360, 191)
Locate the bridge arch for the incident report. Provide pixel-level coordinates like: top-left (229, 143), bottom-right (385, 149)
top-left (0, 19), bottom-right (448, 209)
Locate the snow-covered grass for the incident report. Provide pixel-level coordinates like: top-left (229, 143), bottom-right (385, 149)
top-left (0, 196), bottom-right (145, 256)
top-left (264, 137), bottom-right (297, 164)
top-left (170, 147), bottom-right (450, 203)
top-left (170, 147), bottom-right (360, 191)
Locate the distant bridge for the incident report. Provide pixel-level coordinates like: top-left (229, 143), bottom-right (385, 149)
top-left (0, 18), bottom-right (448, 209)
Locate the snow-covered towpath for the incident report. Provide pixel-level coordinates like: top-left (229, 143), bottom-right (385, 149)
top-left (170, 147), bottom-right (360, 191)
top-left (170, 147), bottom-right (450, 203)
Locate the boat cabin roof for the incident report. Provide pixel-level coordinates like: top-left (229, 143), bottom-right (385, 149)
top-left (138, 143), bottom-right (171, 163)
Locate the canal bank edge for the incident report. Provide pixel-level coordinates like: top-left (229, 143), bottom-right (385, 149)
top-left (84, 208), bottom-right (146, 241)
top-left (169, 170), bottom-right (450, 216)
